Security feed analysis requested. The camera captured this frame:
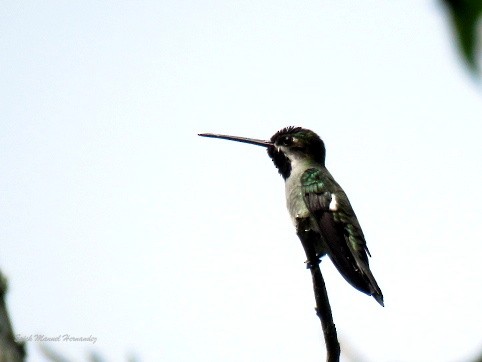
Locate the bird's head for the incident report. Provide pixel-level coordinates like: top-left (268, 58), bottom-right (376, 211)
top-left (198, 126), bottom-right (326, 179)
top-left (269, 126), bottom-right (326, 171)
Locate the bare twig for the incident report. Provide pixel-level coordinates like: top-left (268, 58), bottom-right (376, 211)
top-left (300, 238), bottom-right (340, 362)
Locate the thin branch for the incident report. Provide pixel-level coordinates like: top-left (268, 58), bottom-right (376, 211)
top-left (300, 238), bottom-right (340, 362)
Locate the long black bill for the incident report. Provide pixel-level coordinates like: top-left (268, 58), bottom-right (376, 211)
top-left (198, 133), bottom-right (272, 147)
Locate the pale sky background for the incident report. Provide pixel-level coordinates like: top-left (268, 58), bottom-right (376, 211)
top-left (1, 1), bottom-right (481, 361)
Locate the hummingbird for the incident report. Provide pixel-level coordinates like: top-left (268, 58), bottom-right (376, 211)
top-left (199, 126), bottom-right (384, 306)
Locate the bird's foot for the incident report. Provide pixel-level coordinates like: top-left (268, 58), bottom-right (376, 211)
top-left (304, 257), bottom-right (321, 270)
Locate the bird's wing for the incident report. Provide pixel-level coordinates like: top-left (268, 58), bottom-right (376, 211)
top-left (301, 168), bottom-right (384, 305)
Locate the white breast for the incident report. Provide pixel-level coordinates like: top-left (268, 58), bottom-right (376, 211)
top-left (283, 154), bottom-right (315, 225)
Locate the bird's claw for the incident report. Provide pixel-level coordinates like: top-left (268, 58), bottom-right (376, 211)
top-left (304, 257), bottom-right (321, 270)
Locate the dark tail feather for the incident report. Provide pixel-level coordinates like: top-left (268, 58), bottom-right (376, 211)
top-left (318, 212), bottom-right (384, 306)
top-left (373, 292), bottom-right (384, 307)
top-left (329, 253), bottom-right (384, 306)
top-left (354, 253), bottom-right (384, 307)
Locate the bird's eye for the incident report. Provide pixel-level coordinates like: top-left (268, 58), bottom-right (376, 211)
top-left (281, 136), bottom-right (293, 146)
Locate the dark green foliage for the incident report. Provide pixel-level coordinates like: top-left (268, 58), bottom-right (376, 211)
top-left (0, 271), bottom-right (26, 362)
top-left (442, 0), bottom-right (482, 73)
